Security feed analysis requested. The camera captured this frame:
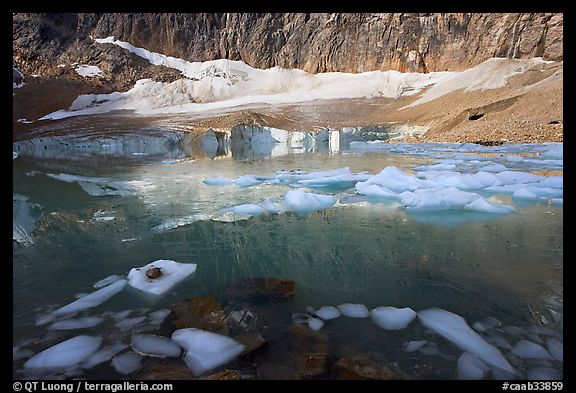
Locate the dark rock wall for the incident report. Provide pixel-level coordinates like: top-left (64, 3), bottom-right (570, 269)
top-left (13, 13), bottom-right (563, 75)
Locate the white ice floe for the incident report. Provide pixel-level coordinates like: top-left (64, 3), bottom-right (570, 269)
top-left (127, 259), bottom-right (197, 295)
top-left (203, 176), bottom-right (234, 186)
top-left (337, 303), bottom-right (370, 318)
top-left (401, 188), bottom-right (515, 214)
top-left (235, 175), bottom-right (264, 187)
top-left (111, 310), bottom-right (133, 321)
top-left (457, 352), bottom-right (490, 380)
top-left (222, 203), bottom-right (268, 217)
top-left (52, 279), bottom-right (127, 316)
top-left (315, 306), bottom-right (341, 320)
top-left (46, 173), bottom-right (134, 197)
top-left (150, 214), bottom-right (211, 232)
top-left (525, 367), bottom-right (562, 380)
top-left (284, 190), bottom-right (337, 214)
top-left (417, 308), bottom-right (517, 376)
top-left (545, 337), bottom-right (563, 362)
top-left (171, 328), bottom-right (246, 376)
top-left (472, 316), bottom-right (502, 332)
top-left (13, 151), bottom-right (19, 159)
top-left (511, 340), bottom-right (553, 360)
top-left (308, 317), bottom-right (325, 332)
top-left (48, 317), bottom-right (103, 330)
top-left (131, 334), bottom-right (182, 358)
top-left (81, 343), bottom-right (127, 369)
top-left (115, 316), bottom-right (146, 332)
top-left (111, 352), bottom-right (142, 375)
top-left (75, 65), bottom-right (102, 77)
top-left (402, 340), bottom-right (428, 353)
top-left (23, 335), bottom-right (102, 370)
top-left (147, 309), bottom-right (172, 326)
top-left (93, 274), bottom-right (123, 289)
top-left (370, 306), bottom-right (416, 330)
top-left (486, 332), bottom-right (512, 350)
top-left (541, 144), bottom-right (563, 159)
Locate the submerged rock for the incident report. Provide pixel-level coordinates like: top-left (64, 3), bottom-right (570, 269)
top-left (142, 364), bottom-right (195, 380)
top-left (332, 354), bottom-right (402, 380)
top-left (229, 277), bottom-right (296, 299)
top-left (170, 296), bottom-right (227, 332)
top-left (202, 369), bottom-right (242, 380)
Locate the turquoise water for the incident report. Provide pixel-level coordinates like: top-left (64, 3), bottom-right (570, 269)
top-left (13, 124), bottom-right (563, 379)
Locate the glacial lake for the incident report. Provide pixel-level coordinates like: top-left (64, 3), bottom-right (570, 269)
top-left (13, 118), bottom-right (563, 380)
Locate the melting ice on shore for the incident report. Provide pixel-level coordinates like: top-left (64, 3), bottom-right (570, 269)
top-left (417, 308), bottom-right (517, 377)
top-left (23, 336), bottom-right (102, 370)
top-left (127, 260), bottom-right (197, 295)
top-left (52, 279), bottom-right (127, 317)
top-left (171, 328), bottom-right (246, 376)
top-left (370, 306), bottom-right (416, 330)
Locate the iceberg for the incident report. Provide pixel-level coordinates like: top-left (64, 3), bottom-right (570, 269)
top-left (370, 306), bottom-right (416, 330)
top-left (24, 335), bottom-right (102, 370)
top-left (131, 334), bottom-right (182, 357)
top-left (284, 190), bottom-right (337, 213)
top-left (171, 328), bottom-right (245, 376)
top-left (127, 259), bottom-right (197, 295)
top-left (52, 279), bottom-right (127, 316)
top-left (337, 303), bottom-right (370, 318)
top-left (417, 308), bottom-right (517, 375)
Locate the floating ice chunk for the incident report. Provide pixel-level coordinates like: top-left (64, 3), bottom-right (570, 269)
top-left (298, 173), bottom-right (372, 190)
top-left (234, 175), bottom-right (263, 187)
top-left (370, 306), bottom-right (416, 330)
top-left (308, 318), bottom-right (325, 331)
top-left (291, 313), bottom-right (310, 324)
top-left (111, 310), bottom-right (133, 321)
top-left (355, 184), bottom-right (400, 199)
top-left (122, 237), bottom-right (139, 242)
top-left (315, 306), bottom-right (341, 320)
top-left (512, 188), bottom-right (540, 200)
top-left (284, 190), bottom-right (337, 213)
top-left (479, 163), bottom-right (508, 172)
top-left (223, 203), bottom-right (267, 217)
top-left (541, 144), bottom-right (563, 159)
top-left (111, 352), bottom-right (142, 375)
top-left (545, 337), bottom-right (563, 362)
top-left (417, 308), bottom-right (516, 375)
top-left (486, 333), bottom-right (512, 350)
top-left (337, 304), bottom-right (370, 318)
top-left (13, 151), bottom-right (18, 159)
top-left (538, 176), bottom-right (563, 189)
top-left (115, 316), bottom-right (146, 331)
top-left (495, 171), bottom-right (543, 185)
top-left (402, 340), bottom-right (428, 353)
top-left (150, 214), bottom-right (211, 232)
top-left (127, 259), bottom-right (197, 295)
top-left (147, 309), bottom-right (172, 326)
top-left (48, 317), bottom-right (103, 330)
top-left (203, 176), bottom-right (235, 186)
top-left (413, 163), bottom-right (456, 171)
top-left (93, 275), bottom-right (123, 289)
top-left (131, 334), bottom-right (181, 358)
top-left (24, 335), bottom-right (102, 370)
top-left (261, 197), bottom-right (284, 213)
top-left (511, 340), bottom-right (553, 360)
top-left (52, 280), bottom-right (127, 317)
top-left (503, 326), bottom-right (524, 336)
top-left (506, 155), bottom-right (524, 163)
top-left (527, 325), bottom-right (556, 336)
top-left (356, 166), bottom-right (426, 194)
top-left (171, 328), bottom-right (245, 376)
top-left (81, 343), bottom-right (127, 369)
top-left (472, 317), bottom-right (502, 332)
top-left (457, 352), bottom-right (490, 380)
top-left (525, 367), bottom-right (562, 380)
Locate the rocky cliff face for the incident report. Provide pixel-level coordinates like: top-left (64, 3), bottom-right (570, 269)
top-left (13, 12), bottom-right (562, 76)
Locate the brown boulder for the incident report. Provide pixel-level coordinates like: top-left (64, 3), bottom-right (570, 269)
top-left (146, 267), bottom-right (163, 279)
top-left (229, 278), bottom-right (296, 299)
top-left (170, 296), bottom-right (227, 332)
top-left (202, 369), bottom-right (242, 380)
top-left (141, 364), bottom-right (195, 380)
top-left (333, 355), bottom-right (402, 380)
